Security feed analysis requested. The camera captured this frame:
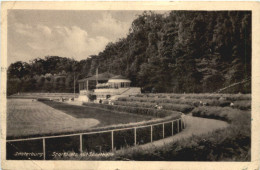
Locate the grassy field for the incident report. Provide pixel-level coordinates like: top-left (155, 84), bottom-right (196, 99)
top-left (7, 99), bottom-right (151, 139)
top-left (119, 94), bottom-right (251, 109)
top-left (52, 115), bottom-right (229, 160)
top-left (113, 100), bottom-right (194, 113)
top-left (53, 93), bottom-right (251, 161)
top-left (111, 94), bottom-right (251, 161)
top-left (110, 108), bottom-right (251, 161)
top-left (41, 100), bottom-right (152, 126)
top-left (7, 93), bottom-right (251, 161)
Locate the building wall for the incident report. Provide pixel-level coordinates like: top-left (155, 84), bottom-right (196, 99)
top-left (109, 82), bottom-right (130, 88)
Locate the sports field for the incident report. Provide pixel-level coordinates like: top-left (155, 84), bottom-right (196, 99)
top-left (7, 99), bottom-right (151, 138)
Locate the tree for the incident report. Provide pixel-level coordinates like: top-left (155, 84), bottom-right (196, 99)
top-left (7, 11), bottom-right (251, 94)
top-left (8, 61), bottom-right (31, 79)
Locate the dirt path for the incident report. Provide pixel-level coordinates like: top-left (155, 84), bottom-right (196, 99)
top-left (117, 115), bottom-right (229, 152)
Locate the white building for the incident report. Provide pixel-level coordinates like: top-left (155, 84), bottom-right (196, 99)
top-left (77, 73), bottom-right (141, 102)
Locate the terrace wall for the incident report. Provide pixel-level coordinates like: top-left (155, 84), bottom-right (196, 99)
top-left (8, 93), bottom-right (79, 99)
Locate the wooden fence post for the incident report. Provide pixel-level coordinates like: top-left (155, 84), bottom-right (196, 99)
top-left (162, 123), bottom-right (165, 138)
top-left (151, 125), bottom-right (153, 142)
top-left (177, 120), bottom-right (179, 133)
top-left (180, 119), bottom-right (183, 130)
top-left (43, 138), bottom-right (46, 160)
top-left (80, 134), bottom-right (83, 153)
top-left (134, 128), bottom-right (137, 146)
top-left (184, 119), bottom-right (186, 128)
top-left (172, 121), bottom-right (174, 136)
top-left (111, 131), bottom-right (114, 151)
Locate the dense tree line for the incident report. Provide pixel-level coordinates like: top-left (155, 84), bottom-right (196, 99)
top-left (7, 11), bottom-right (251, 95)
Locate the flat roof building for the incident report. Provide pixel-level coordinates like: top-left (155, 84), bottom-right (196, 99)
top-left (77, 72), bottom-right (140, 102)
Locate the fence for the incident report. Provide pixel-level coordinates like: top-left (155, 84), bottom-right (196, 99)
top-left (6, 118), bottom-right (185, 160)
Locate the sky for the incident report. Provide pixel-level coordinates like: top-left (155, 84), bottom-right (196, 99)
top-left (7, 10), bottom-right (150, 65)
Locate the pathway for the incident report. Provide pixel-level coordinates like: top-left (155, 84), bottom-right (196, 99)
top-left (116, 115), bottom-right (229, 152)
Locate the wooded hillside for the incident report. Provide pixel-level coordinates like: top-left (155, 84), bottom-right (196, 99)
top-left (7, 11), bottom-right (251, 95)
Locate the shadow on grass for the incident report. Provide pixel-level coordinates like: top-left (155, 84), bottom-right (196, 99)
top-left (40, 100), bottom-right (152, 127)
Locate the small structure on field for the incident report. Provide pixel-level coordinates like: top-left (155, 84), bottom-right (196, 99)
top-left (77, 72), bottom-right (141, 102)
top-left (107, 75), bottom-right (131, 88)
top-left (78, 72), bottom-right (115, 92)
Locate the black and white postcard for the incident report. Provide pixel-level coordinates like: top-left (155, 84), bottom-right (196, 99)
top-left (1, 1), bottom-right (260, 170)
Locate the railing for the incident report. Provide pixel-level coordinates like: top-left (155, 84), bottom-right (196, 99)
top-left (119, 88), bottom-right (131, 95)
top-left (94, 88), bottom-right (130, 94)
top-left (6, 118), bottom-right (185, 160)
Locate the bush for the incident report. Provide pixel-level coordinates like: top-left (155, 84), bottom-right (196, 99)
top-left (191, 106), bottom-right (250, 122)
top-left (82, 102), bottom-right (180, 118)
top-left (113, 101), bottom-right (194, 113)
top-left (118, 97), bottom-right (231, 107)
top-left (232, 100), bottom-right (251, 110)
top-left (131, 93), bottom-right (251, 101)
top-left (113, 106), bottom-right (251, 161)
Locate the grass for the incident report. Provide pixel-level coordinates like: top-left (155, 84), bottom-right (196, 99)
top-left (82, 102), bottom-right (181, 118)
top-left (110, 106), bottom-right (251, 161)
top-left (7, 99), bottom-right (182, 160)
top-left (118, 96), bottom-right (232, 107)
top-left (233, 100), bottom-right (251, 110)
top-left (52, 116), bottom-right (229, 160)
top-left (113, 101), bottom-right (194, 113)
top-left (7, 93), bottom-right (251, 161)
top-left (191, 106), bottom-right (250, 122)
top-left (7, 99), bottom-right (151, 139)
top-left (135, 93), bottom-right (251, 101)
top-left (7, 99), bottom-right (98, 139)
top-left (66, 94), bottom-right (250, 161)
top-left (42, 100), bottom-right (152, 125)
top-left (120, 94), bottom-right (251, 110)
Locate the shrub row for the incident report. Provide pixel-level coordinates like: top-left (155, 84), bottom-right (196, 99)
top-left (118, 97), bottom-right (231, 107)
top-left (113, 101), bottom-right (194, 114)
top-left (191, 106), bottom-right (250, 123)
top-left (115, 117), bottom-right (250, 161)
top-left (113, 106), bottom-right (251, 161)
top-left (83, 102), bottom-right (181, 118)
top-left (232, 100), bottom-right (251, 110)
top-left (135, 93), bottom-right (251, 101)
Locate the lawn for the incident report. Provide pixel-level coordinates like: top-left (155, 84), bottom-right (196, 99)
top-left (7, 99), bottom-right (151, 139)
top-left (41, 100), bottom-right (152, 126)
top-left (55, 93), bottom-right (250, 161)
top-left (7, 93), bottom-right (251, 161)
top-left (111, 97), bottom-right (251, 161)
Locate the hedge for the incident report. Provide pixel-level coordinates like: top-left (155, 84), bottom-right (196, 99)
top-left (113, 101), bottom-right (194, 113)
top-left (191, 106), bottom-right (250, 122)
top-left (83, 102), bottom-right (180, 118)
top-left (118, 97), bottom-right (231, 107)
top-left (134, 93), bottom-right (251, 101)
top-left (113, 106), bottom-right (251, 161)
top-left (232, 100), bottom-right (251, 110)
